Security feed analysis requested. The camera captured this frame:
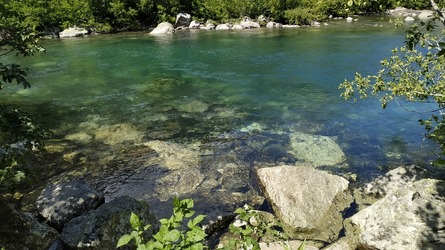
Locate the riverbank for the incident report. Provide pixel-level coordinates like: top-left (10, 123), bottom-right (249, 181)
top-left (56, 7), bottom-right (436, 38)
top-left (1, 13), bottom-right (444, 249)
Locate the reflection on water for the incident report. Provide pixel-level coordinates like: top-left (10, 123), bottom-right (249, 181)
top-left (1, 17), bottom-right (440, 217)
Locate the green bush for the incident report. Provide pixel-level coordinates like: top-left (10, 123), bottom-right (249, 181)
top-left (117, 198), bottom-right (207, 250)
top-left (0, 107), bottom-right (51, 190)
top-left (117, 199), bottom-right (303, 250)
top-left (284, 8), bottom-right (324, 25)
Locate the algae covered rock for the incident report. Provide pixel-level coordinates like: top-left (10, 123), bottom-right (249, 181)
top-left (61, 196), bottom-right (158, 249)
top-left (95, 123), bottom-right (143, 145)
top-left (0, 199), bottom-right (59, 250)
top-left (288, 132), bottom-right (346, 167)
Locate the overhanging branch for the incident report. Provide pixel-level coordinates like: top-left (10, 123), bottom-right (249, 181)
top-left (430, 0), bottom-right (445, 25)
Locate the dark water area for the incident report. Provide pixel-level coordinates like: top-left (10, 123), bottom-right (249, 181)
top-left (2, 17), bottom-right (440, 218)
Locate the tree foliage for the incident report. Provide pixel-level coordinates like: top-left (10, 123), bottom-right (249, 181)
top-left (339, 0), bottom-right (445, 165)
top-left (1, 2), bottom-right (49, 191)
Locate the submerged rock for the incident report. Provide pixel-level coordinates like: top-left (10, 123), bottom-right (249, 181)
top-left (36, 179), bottom-right (104, 229)
top-left (95, 123), bottom-right (143, 145)
top-left (257, 165), bottom-right (352, 243)
top-left (0, 199), bottom-right (59, 250)
top-left (178, 100), bottom-right (209, 113)
top-left (288, 132), bottom-right (346, 167)
top-left (345, 178), bottom-right (445, 249)
top-left (61, 196), bottom-right (158, 249)
top-left (64, 132), bottom-right (93, 143)
top-left (144, 140), bottom-right (201, 170)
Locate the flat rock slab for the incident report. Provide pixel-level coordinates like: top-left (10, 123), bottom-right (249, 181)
top-left (288, 132), bottom-right (346, 167)
top-left (346, 178), bottom-right (445, 249)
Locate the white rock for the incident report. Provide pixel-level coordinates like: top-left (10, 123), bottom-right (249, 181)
top-left (215, 23), bottom-right (231, 30)
top-left (282, 24), bottom-right (300, 28)
top-left (189, 20), bottom-right (201, 29)
top-left (405, 16), bottom-right (415, 23)
top-left (59, 27), bottom-right (89, 38)
top-left (150, 22), bottom-right (174, 35)
top-left (240, 20), bottom-right (261, 28)
top-left (232, 24), bottom-right (244, 30)
top-left (418, 10), bottom-right (435, 20)
top-left (346, 17), bottom-right (353, 22)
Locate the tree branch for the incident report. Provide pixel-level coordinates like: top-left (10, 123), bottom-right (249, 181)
top-left (430, 0), bottom-right (445, 25)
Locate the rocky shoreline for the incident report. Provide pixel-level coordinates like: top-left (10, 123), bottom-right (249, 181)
top-left (2, 7), bottom-right (445, 250)
top-left (2, 119), bottom-right (445, 249)
top-left (57, 7), bottom-right (437, 38)
top-left (2, 162), bottom-right (444, 249)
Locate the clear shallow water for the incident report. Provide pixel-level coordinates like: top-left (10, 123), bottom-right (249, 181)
top-left (2, 17), bottom-right (439, 183)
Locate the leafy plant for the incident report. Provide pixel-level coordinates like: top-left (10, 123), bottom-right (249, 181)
top-left (117, 198), bottom-right (207, 250)
top-left (0, 107), bottom-right (51, 190)
top-left (220, 204), bottom-right (294, 250)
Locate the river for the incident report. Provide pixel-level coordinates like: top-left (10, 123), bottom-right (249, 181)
top-left (2, 17), bottom-right (439, 218)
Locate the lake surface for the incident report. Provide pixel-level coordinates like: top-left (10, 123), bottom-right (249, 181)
top-left (2, 17), bottom-right (440, 216)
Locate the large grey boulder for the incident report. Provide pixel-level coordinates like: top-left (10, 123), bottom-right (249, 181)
top-left (150, 22), bottom-right (175, 35)
top-left (61, 196), bottom-right (158, 249)
top-left (257, 165), bottom-right (352, 243)
top-left (353, 165), bottom-right (428, 210)
top-left (288, 132), bottom-right (347, 167)
top-left (345, 179), bottom-right (445, 249)
top-left (175, 13), bottom-right (191, 28)
top-left (36, 179), bottom-right (105, 229)
top-left (59, 27), bottom-right (89, 38)
top-left (0, 199), bottom-right (59, 250)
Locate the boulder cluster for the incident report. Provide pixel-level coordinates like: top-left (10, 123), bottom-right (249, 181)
top-left (2, 148), bottom-right (444, 249)
top-left (149, 13), bottom-right (289, 35)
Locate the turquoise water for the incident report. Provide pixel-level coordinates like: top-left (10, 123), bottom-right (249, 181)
top-left (2, 17), bottom-right (438, 182)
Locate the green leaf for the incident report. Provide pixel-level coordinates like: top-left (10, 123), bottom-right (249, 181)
top-left (130, 212), bottom-right (142, 230)
top-left (159, 218), bottom-right (169, 225)
top-left (116, 234), bottom-right (133, 248)
top-left (193, 215), bottom-right (206, 225)
top-left (186, 228), bottom-right (207, 242)
top-left (234, 208), bottom-right (246, 214)
top-left (297, 239), bottom-right (306, 250)
top-left (189, 242), bottom-right (205, 250)
top-left (163, 229), bottom-right (181, 243)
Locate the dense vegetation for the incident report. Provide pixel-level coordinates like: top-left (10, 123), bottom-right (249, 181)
top-left (1, 0), bottom-right (441, 34)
